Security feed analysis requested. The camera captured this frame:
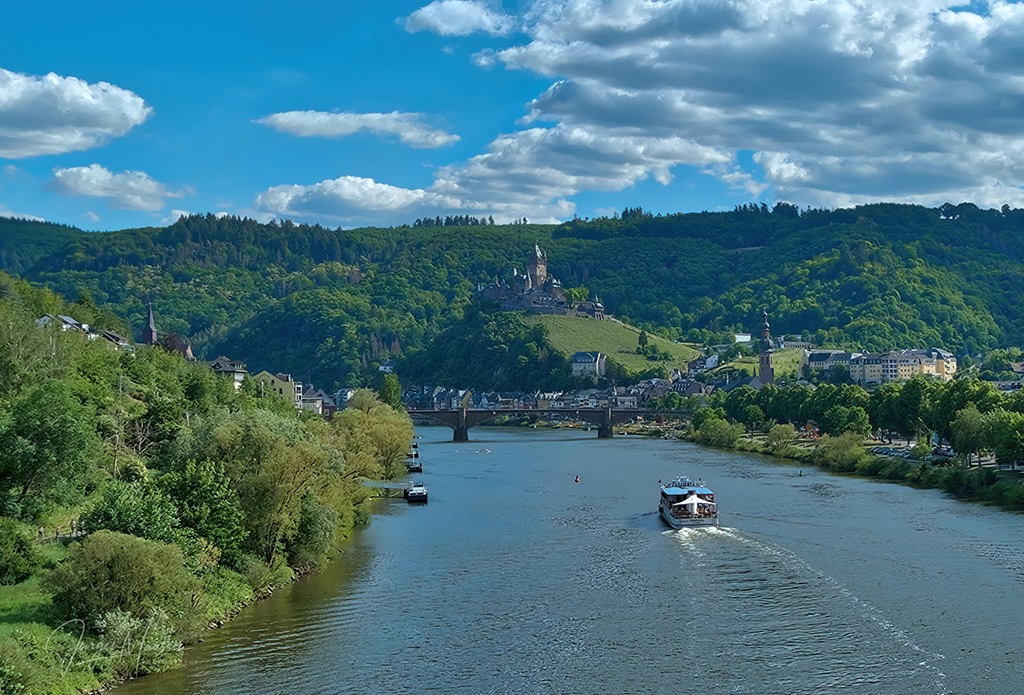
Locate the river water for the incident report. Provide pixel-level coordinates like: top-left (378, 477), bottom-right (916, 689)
top-left (116, 427), bottom-right (1024, 694)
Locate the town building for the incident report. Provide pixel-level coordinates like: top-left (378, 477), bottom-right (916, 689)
top-left (253, 370), bottom-right (303, 407)
top-left (802, 347), bottom-right (958, 385)
top-left (571, 351), bottom-right (606, 377)
top-left (208, 356), bottom-right (247, 391)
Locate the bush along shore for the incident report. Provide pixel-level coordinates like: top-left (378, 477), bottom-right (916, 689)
top-left (0, 280), bottom-right (412, 695)
top-left (633, 416), bottom-right (1024, 507)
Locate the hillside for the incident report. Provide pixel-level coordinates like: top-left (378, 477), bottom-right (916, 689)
top-left (522, 314), bottom-right (698, 373)
top-left (10, 202), bottom-right (1024, 388)
top-left (0, 217), bottom-right (84, 275)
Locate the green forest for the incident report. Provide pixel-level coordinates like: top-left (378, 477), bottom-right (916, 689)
top-left (0, 275), bottom-right (412, 693)
top-left (5, 201), bottom-right (1024, 390)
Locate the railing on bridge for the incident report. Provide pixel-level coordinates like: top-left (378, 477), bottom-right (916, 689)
top-left (407, 407), bottom-right (690, 441)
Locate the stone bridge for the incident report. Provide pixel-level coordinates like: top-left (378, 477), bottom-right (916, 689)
top-left (408, 407), bottom-right (691, 441)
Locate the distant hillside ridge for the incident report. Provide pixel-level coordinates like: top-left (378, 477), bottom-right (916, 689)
top-left (13, 202), bottom-right (1024, 388)
top-left (0, 217), bottom-right (84, 275)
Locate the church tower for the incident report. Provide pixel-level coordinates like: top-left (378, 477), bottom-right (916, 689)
top-left (527, 244), bottom-right (547, 288)
top-left (758, 309), bottom-right (775, 385)
top-left (143, 302), bottom-right (158, 345)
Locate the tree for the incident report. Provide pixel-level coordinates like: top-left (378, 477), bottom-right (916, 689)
top-left (766, 423), bottom-right (796, 454)
top-left (0, 518), bottom-right (39, 585)
top-left (692, 407), bottom-right (726, 432)
top-left (822, 405), bottom-right (871, 437)
top-left (741, 404), bottom-right (765, 432)
top-left (0, 379), bottom-right (97, 516)
top-left (378, 373), bottom-right (402, 411)
top-left (982, 409), bottom-right (1024, 471)
top-left (81, 480), bottom-right (182, 546)
top-left (638, 331), bottom-right (649, 349)
top-left (951, 403), bottom-right (985, 466)
top-left (161, 460), bottom-right (247, 567)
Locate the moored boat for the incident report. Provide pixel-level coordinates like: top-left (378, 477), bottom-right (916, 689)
top-left (659, 476), bottom-right (717, 528)
top-left (404, 481), bottom-right (428, 503)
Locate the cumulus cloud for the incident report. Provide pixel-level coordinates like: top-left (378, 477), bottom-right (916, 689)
top-left (472, 0), bottom-right (1024, 207)
top-left (252, 122), bottom-right (727, 224)
top-left (263, 0), bottom-right (1024, 226)
top-left (255, 110), bottom-right (459, 148)
top-left (403, 0), bottom-right (515, 36)
top-left (0, 204), bottom-right (43, 221)
top-left (45, 164), bottom-right (181, 212)
top-left (0, 68), bottom-right (150, 158)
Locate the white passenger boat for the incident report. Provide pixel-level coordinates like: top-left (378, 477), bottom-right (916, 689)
top-left (659, 476), bottom-right (718, 528)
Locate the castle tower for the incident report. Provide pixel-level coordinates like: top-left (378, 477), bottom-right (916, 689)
top-left (528, 244), bottom-right (547, 288)
top-left (758, 309), bottom-right (775, 385)
top-left (143, 302), bottom-right (158, 345)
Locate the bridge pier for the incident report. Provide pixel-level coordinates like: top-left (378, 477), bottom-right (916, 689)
top-left (597, 406), bottom-right (614, 438)
top-left (454, 408), bottom-right (469, 441)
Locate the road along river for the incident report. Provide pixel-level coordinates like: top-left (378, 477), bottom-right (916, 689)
top-left (115, 427), bottom-right (1024, 694)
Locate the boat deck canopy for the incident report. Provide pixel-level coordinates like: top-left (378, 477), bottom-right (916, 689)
top-left (662, 486), bottom-right (713, 496)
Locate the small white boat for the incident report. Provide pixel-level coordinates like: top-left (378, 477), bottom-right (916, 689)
top-left (404, 481), bottom-right (428, 503)
top-left (659, 476), bottom-right (718, 528)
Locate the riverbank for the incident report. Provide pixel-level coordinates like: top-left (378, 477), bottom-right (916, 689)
top-left (631, 417), bottom-right (1024, 509)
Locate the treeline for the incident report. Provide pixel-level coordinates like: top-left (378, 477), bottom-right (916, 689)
top-left (0, 278), bottom-right (412, 692)
top-left (15, 203), bottom-right (1024, 389)
top-left (412, 214), bottom-right (495, 227)
top-left (656, 374), bottom-right (1024, 470)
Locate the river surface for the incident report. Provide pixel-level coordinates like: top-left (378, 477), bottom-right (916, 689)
top-left (116, 427), bottom-right (1024, 694)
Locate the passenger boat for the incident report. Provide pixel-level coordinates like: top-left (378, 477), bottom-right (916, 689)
top-left (404, 481), bottom-right (428, 503)
top-left (659, 476), bottom-right (718, 528)
top-left (406, 458), bottom-right (423, 473)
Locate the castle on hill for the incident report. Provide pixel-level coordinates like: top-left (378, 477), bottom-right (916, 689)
top-left (475, 245), bottom-right (607, 319)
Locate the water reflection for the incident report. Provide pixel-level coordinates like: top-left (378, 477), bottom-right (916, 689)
top-left (116, 427), bottom-right (1024, 695)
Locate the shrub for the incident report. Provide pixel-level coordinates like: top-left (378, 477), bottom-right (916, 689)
top-left (811, 432), bottom-right (868, 472)
top-left (694, 418), bottom-right (743, 448)
top-left (43, 531), bottom-right (194, 624)
top-left (0, 519), bottom-right (39, 586)
top-left (93, 608), bottom-right (182, 678)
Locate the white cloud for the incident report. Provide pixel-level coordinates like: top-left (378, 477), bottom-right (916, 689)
top-left (0, 204), bottom-right (43, 221)
top-left (403, 0), bottom-right (515, 36)
top-left (160, 209), bottom-right (229, 226)
top-left (469, 0), bottom-right (1024, 207)
top-left (45, 164), bottom-right (180, 212)
top-left (256, 110), bottom-right (459, 149)
top-left (2, 164), bottom-right (16, 177)
top-left (83, 211), bottom-right (100, 223)
top-left (0, 68), bottom-right (150, 159)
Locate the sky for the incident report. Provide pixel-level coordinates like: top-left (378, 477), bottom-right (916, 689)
top-left (3, 0), bottom-right (1024, 231)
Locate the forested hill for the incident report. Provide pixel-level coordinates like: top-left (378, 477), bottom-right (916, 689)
top-left (0, 217), bottom-right (84, 275)
top-left (12, 202), bottom-right (1024, 389)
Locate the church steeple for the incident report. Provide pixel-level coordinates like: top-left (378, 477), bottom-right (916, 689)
top-left (143, 302), bottom-right (158, 345)
top-left (758, 309), bottom-right (775, 384)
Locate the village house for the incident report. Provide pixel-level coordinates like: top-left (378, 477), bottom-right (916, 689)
top-left (208, 356), bottom-right (247, 391)
top-left (253, 371), bottom-right (303, 406)
top-left (571, 351), bottom-right (606, 377)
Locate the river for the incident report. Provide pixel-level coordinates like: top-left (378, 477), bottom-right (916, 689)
top-left (115, 427), bottom-right (1024, 694)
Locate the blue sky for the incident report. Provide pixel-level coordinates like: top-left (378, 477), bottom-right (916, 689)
top-left (3, 0), bottom-right (1024, 231)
